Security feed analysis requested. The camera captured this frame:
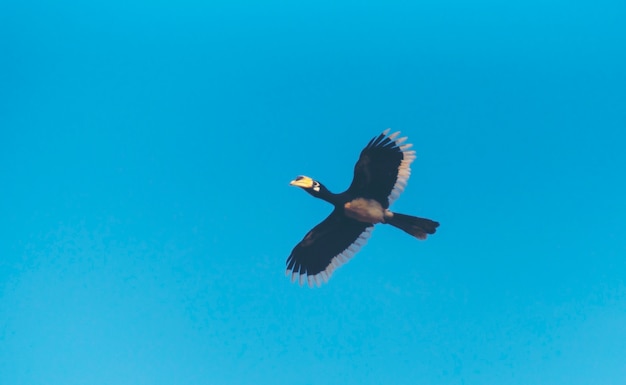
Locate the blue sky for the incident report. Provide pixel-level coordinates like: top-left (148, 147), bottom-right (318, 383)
top-left (1, 1), bottom-right (625, 384)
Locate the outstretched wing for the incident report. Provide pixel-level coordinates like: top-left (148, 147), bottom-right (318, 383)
top-left (347, 129), bottom-right (416, 208)
top-left (286, 209), bottom-right (373, 287)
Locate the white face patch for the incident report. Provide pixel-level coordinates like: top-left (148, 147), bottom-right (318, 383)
top-left (313, 181), bottom-right (320, 192)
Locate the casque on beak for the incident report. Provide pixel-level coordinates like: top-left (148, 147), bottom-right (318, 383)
top-left (290, 175), bottom-right (314, 188)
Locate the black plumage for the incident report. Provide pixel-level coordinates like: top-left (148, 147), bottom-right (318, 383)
top-left (287, 129), bottom-right (439, 287)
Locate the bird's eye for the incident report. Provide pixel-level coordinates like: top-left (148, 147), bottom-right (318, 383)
top-left (313, 181), bottom-right (320, 191)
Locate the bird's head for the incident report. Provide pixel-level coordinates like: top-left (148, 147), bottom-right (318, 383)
top-left (290, 175), bottom-right (324, 196)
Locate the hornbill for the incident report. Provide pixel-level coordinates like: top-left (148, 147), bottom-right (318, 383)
top-left (287, 129), bottom-right (439, 287)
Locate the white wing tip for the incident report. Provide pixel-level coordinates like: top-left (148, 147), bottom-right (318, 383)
top-left (286, 227), bottom-right (374, 287)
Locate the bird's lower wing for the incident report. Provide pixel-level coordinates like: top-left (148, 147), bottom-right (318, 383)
top-left (286, 209), bottom-right (373, 287)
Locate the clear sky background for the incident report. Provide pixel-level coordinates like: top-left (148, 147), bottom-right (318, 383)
top-left (1, 1), bottom-right (625, 384)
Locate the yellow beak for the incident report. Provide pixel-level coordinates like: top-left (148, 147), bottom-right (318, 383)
top-left (290, 175), bottom-right (314, 188)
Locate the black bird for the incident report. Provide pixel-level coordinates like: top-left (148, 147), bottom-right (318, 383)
top-left (287, 129), bottom-right (439, 287)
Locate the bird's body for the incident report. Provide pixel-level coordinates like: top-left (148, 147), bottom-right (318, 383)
top-left (287, 129), bottom-right (439, 287)
top-left (343, 198), bottom-right (387, 223)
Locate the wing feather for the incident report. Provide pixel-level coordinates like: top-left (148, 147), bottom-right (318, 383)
top-left (347, 130), bottom-right (415, 207)
top-left (286, 209), bottom-right (373, 287)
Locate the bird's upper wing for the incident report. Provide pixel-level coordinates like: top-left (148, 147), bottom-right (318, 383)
top-left (286, 208), bottom-right (373, 287)
top-left (347, 129), bottom-right (416, 208)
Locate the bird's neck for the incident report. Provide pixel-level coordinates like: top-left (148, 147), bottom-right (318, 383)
top-left (312, 185), bottom-right (343, 206)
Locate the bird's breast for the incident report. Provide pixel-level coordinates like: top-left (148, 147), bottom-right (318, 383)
top-left (343, 198), bottom-right (386, 224)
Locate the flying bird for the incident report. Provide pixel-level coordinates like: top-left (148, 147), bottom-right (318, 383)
top-left (287, 129), bottom-right (439, 287)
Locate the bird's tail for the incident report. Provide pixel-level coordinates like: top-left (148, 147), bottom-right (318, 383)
top-left (386, 212), bottom-right (439, 240)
